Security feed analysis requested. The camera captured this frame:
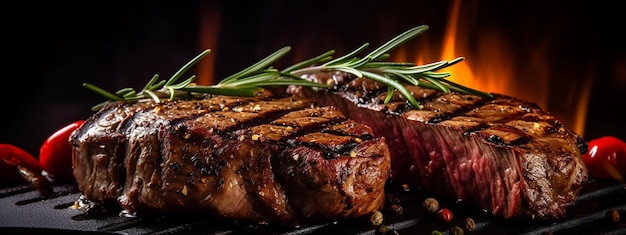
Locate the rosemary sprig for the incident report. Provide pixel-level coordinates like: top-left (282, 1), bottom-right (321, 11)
top-left (84, 25), bottom-right (492, 111)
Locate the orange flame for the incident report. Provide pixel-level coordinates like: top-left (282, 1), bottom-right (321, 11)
top-left (401, 0), bottom-right (591, 136)
top-left (196, 1), bottom-right (221, 86)
top-left (441, 0), bottom-right (541, 105)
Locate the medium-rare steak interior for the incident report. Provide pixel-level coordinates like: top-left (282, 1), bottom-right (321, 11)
top-left (289, 71), bottom-right (589, 220)
top-left (69, 94), bottom-right (391, 226)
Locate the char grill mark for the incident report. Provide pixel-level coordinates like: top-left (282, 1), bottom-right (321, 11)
top-left (322, 73), bottom-right (554, 148)
top-left (173, 97), bottom-right (314, 139)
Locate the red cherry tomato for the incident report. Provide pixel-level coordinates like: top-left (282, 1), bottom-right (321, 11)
top-left (582, 136), bottom-right (626, 181)
top-left (0, 144), bottom-right (42, 185)
top-left (39, 120), bottom-right (85, 182)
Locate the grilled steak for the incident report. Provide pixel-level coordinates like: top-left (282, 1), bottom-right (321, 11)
top-left (288, 71), bottom-right (589, 220)
top-left (69, 94), bottom-right (391, 226)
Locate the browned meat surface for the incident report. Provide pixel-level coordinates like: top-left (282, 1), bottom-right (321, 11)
top-left (69, 95), bottom-right (391, 226)
top-left (288, 71), bottom-right (588, 220)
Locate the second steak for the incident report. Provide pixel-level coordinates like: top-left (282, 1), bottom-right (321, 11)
top-left (290, 71), bottom-right (589, 220)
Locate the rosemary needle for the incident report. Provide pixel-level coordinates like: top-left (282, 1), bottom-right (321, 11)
top-left (84, 25), bottom-right (493, 111)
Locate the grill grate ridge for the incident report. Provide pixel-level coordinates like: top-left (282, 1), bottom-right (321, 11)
top-left (0, 180), bottom-right (624, 234)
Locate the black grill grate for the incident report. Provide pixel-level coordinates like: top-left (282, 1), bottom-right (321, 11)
top-left (1, 180), bottom-right (625, 235)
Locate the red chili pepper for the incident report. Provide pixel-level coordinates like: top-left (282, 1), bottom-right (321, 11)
top-left (582, 136), bottom-right (626, 182)
top-left (39, 120), bottom-right (85, 182)
top-left (0, 144), bottom-right (43, 185)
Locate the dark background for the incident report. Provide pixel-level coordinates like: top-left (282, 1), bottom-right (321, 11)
top-left (3, 1), bottom-right (625, 156)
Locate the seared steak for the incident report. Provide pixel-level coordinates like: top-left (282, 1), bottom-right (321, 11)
top-left (69, 94), bottom-right (391, 226)
top-left (289, 71), bottom-right (588, 220)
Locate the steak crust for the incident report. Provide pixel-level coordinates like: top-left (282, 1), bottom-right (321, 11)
top-left (289, 71), bottom-right (588, 220)
top-left (70, 94), bottom-right (391, 226)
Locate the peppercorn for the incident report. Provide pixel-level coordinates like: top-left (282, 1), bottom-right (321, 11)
top-left (431, 230), bottom-right (443, 235)
top-left (437, 208), bottom-right (453, 222)
top-left (387, 204), bottom-right (404, 216)
top-left (464, 217), bottom-right (476, 231)
top-left (450, 226), bottom-right (464, 235)
top-left (386, 193), bottom-right (400, 205)
top-left (375, 225), bottom-right (399, 235)
top-left (422, 197), bottom-right (440, 214)
top-left (605, 209), bottom-right (621, 223)
top-left (369, 210), bottom-right (384, 226)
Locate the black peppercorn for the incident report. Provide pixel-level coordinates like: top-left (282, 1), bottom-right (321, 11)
top-left (387, 204), bottom-right (403, 216)
top-left (386, 193), bottom-right (401, 205)
top-left (605, 209), bottom-right (621, 223)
